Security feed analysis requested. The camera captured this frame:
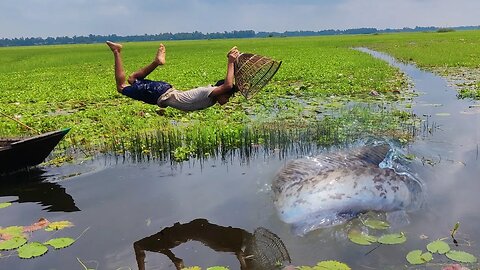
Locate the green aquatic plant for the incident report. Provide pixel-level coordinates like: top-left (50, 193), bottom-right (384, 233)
top-left (427, 239), bottom-right (451, 254)
top-left (45, 220), bottom-right (74, 231)
top-left (405, 222), bottom-right (478, 266)
top-left (362, 218), bottom-right (390, 230)
top-left (406, 250), bottom-right (433, 265)
top-left (298, 260), bottom-right (351, 270)
top-left (44, 237), bottom-right (76, 249)
top-left (347, 230), bottom-right (377, 246)
top-left (377, 232), bottom-right (407, 245)
top-left (17, 242), bottom-right (48, 259)
top-left (0, 36), bottom-right (416, 165)
top-left (445, 250), bottom-right (477, 263)
top-left (0, 218), bottom-right (79, 260)
top-left (0, 202), bottom-right (12, 209)
top-left (0, 237), bottom-right (27, 250)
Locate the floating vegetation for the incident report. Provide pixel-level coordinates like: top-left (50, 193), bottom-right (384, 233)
top-left (427, 240), bottom-right (451, 254)
top-left (0, 202), bottom-right (12, 209)
top-left (404, 223), bottom-right (478, 266)
top-left (445, 250), bottom-right (478, 263)
top-left (45, 220), bottom-right (74, 231)
top-left (0, 237), bottom-right (27, 251)
top-left (406, 250), bottom-right (433, 265)
top-left (298, 260), bottom-right (351, 270)
top-left (362, 218), bottom-right (390, 230)
top-left (106, 105), bottom-right (420, 164)
top-left (44, 237), bottom-right (76, 249)
top-left (347, 230), bottom-right (377, 246)
top-left (17, 242), bottom-right (48, 259)
top-left (0, 217), bottom-right (78, 260)
top-left (377, 232), bottom-right (407, 245)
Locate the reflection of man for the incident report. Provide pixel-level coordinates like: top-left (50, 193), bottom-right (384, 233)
top-left (133, 218), bottom-right (290, 270)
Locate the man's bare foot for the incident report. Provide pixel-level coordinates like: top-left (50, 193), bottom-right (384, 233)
top-left (154, 44), bottom-right (166, 65)
top-left (106, 41), bottom-right (122, 53)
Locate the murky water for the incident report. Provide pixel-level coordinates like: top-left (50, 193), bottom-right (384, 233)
top-left (1, 50), bottom-right (479, 269)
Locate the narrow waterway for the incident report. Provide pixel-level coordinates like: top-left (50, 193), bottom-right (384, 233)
top-left (1, 49), bottom-right (479, 269)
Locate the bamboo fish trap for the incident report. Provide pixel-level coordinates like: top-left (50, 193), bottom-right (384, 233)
top-left (234, 53), bottom-right (282, 99)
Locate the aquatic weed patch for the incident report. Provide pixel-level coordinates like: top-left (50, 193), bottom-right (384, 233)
top-left (0, 37), bottom-right (412, 163)
top-left (107, 104), bottom-right (419, 162)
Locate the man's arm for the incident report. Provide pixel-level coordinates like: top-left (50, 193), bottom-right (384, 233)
top-left (210, 46), bottom-right (239, 97)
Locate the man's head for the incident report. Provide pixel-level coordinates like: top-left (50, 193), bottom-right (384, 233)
top-left (214, 80), bottom-right (238, 105)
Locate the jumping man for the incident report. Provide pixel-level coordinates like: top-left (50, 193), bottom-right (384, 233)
top-left (106, 41), bottom-right (239, 112)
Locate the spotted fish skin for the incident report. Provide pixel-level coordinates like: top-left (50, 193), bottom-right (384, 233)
top-left (272, 144), bottom-right (423, 235)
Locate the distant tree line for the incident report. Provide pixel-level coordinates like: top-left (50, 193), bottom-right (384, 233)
top-left (1, 26), bottom-right (479, 47)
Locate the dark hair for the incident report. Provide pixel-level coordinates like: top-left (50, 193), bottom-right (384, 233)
top-left (214, 80), bottom-right (238, 95)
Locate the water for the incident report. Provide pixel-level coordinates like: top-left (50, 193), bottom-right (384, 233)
top-left (1, 50), bottom-right (479, 269)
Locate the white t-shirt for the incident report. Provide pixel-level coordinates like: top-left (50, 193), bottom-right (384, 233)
top-left (157, 86), bottom-right (216, 111)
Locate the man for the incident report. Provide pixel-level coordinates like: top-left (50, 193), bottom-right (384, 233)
top-left (106, 41), bottom-right (239, 112)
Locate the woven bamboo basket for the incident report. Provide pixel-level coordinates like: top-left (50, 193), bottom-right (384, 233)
top-left (234, 53), bottom-right (282, 99)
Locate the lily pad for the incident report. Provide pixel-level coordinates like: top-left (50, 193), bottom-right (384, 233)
top-left (45, 221), bottom-right (74, 231)
top-left (377, 233), bottom-right (407, 245)
top-left (445, 250), bottom-right (477, 263)
top-left (427, 240), bottom-right (450, 254)
top-left (44, 237), bottom-right (75, 249)
top-left (0, 237), bottom-right (27, 250)
top-left (0, 226), bottom-right (25, 238)
top-left (362, 218), bottom-right (390, 230)
top-left (207, 267), bottom-right (229, 270)
top-left (0, 202), bottom-right (12, 209)
top-left (406, 250), bottom-right (433, 265)
top-left (347, 230), bottom-right (377, 245)
top-left (315, 260), bottom-right (351, 270)
top-left (17, 242), bottom-right (48, 259)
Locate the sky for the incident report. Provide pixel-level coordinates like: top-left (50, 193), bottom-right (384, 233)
top-left (0, 0), bottom-right (479, 39)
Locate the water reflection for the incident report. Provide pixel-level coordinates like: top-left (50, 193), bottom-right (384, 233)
top-left (0, 168), bottom-right (79, 212)
top-left (133, 218), bottom-right (291, 270)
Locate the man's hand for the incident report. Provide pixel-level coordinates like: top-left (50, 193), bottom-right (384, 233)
top-left (227, 46), bottom-right (240, 63)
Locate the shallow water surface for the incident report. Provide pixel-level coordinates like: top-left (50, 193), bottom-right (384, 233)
top-left (1, 50), bottom-right (479, 269)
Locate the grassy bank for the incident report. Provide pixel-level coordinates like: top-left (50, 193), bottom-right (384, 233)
top-left (6, 30), bottom-right (477, 161)
top-left (354, 30), bottom-right (480, 99)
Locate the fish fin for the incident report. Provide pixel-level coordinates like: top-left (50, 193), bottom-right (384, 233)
top-left (350, 144), bottom-right (391, 165)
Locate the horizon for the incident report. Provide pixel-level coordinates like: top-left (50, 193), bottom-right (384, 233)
top-left (1, 0), bottom-right (478, 39)
top-left (1, 24), bottom-right (478, 40)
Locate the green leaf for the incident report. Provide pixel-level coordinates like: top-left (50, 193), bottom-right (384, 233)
top-left (315, 260), bottom-right (351, 270)
top-left (362, 218), bottom-right (390, 230)
top-left (445, 250), bottom-right (477, 263)
top-left (0, 237), bottom-right (27, 250)
top-left (347, 230), bottom-right (377, 245)
top-left (406, 250), bottom-right (433, 265)
top-left (377, 233), bottom-right (407, 245)
top-left (45, 221), bottom-right (74, 231)
top-left (0, 202), bottom-right (12, 209)
top-left (451, 222), bottom-right (460, 238)
top-left (426, 240), bottom-right (450, 254)
top-left (207, 267), bottom-right (229, 270)
top-left (0, 226), bottom-right (24, 238)
top-left (44, 237), bottom-right (75, 249)
top-left (17, 242), bottom-right (48, 259)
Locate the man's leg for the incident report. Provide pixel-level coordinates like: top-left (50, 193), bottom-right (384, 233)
top-left (128, 44), bottom-right (166, 84)
top-left (106, 41), bottom-right (128, 93)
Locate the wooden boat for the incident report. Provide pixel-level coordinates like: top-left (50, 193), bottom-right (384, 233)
top-left (0, 128), bottom-right (70, 174)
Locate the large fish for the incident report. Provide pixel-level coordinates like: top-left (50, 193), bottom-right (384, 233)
top-left (272, 143), bottom-right (424, 235)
